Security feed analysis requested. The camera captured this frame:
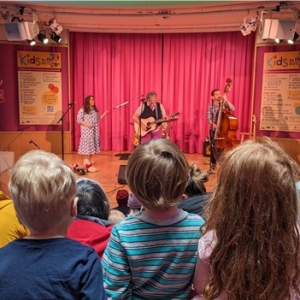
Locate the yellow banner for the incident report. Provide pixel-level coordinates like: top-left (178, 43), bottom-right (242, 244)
top-left (17, 51), bottom-right (61, 69)
top-left (264, 51), bottom-right (300, 70)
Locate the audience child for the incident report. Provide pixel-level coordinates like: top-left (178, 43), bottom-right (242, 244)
top-left (108, 209), bottom-right (126, 224)
top-left (193, 138), bottom-right (300, 300)
top-left (0, 190), bottom-right (29, 247)
top-left (67, 178), bottom-right (114, 258)
top-left (178, 163), bottom-right (210, 218)
top-left (113, 189), bottom-right (130, 216)
top-left (102, 139), bottom-right (204, 299)
top-left (127, 191), bottom-right (142, 214)
top-left (0, 150), bottom-right (106, 299)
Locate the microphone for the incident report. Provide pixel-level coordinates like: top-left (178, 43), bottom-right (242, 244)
top-left (68, 102), bottom-right (76, 106)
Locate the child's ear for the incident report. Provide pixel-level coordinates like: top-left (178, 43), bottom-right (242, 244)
top-left (71, 197), bottom-right (78, 217)
top-left (181, 194), bottom-right (188, 200)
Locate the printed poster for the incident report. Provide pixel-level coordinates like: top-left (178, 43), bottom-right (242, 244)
top-left (17, 51), bottom-right (62, 125)
top-left (260, 51), bottom-right (300, 132)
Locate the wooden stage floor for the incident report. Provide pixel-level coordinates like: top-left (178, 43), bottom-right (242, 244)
top-left (0, 150), bottom-right (217, 209)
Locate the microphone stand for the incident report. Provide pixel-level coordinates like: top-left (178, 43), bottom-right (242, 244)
top-left (113, 91), bottom-right (140, 156)
top-left (138, 101), bottom-right (146, 145)
top-left (57, 103), bottom-right (75, 161)
top-left (113, 100), bottom-right (130, 157)
top-left (29, 140), bottom-right (40, 149)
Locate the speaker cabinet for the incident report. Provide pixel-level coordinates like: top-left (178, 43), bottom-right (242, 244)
top-left (118, 165), bottom-right (127, 184)
top-left (5, 22), bottom-right (39, 41)
top-left (262, 19), bottom-right (296, 40)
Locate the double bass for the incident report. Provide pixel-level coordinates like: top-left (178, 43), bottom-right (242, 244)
top-left (213, 78), bottom-right (239, 157)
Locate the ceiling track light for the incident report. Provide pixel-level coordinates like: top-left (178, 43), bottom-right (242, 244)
top-left (27, 39), bottom-right (35, 46)
top-left (50, 31), bottom-right (62, 43)
top-left (37, 32), bottom-right (48, 44)
top-left (287, 32), bottom-right (299, 44)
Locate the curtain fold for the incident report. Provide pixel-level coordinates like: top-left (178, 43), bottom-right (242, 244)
top-left (70, 32), bottom-right (255, 153)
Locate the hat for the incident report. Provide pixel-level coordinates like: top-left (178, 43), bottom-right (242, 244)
top-left (116, 189), bottom-right (129, 206)
top-left (128, 192), bottom-right (142, 209)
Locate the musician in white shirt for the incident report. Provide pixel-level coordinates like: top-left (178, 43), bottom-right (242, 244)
top-left (133, 91), bottom-right (168, 144)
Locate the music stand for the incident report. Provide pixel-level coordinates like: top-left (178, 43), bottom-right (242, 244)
top-left (57, 103), bottom-right (75, 161)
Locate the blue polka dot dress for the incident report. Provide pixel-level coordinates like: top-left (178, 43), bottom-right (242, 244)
top-left (77, 107), bottom-right (100, 155)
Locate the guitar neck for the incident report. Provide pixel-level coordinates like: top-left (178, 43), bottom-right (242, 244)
top-left (153, 117), bottom-right (167, 124)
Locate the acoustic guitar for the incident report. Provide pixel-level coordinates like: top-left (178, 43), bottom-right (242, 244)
top-left (134, 112), bottom-right (179, 138)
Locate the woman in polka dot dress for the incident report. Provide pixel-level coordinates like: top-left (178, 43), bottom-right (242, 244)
top-left (77, 95), bottom-right (107, 166)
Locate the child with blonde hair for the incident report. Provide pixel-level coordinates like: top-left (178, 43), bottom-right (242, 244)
top-left (102, 139), bottom-right (204, 299)
top-left (0, 150), bottom-right (106, 299)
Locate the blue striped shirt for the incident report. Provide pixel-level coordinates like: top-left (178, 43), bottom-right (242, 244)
top-left (102, 209), bottom-right (204, 300)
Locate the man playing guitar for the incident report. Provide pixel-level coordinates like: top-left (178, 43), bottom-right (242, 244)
top-left (133, 91), bottom-right (168, 144)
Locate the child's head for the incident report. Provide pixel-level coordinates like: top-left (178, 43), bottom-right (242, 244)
top-left (128, 192), bottom-right (141, 210)
top-left (184, 163), bottom-right (208, 197)
top-left (126, 139), bottom-right (189, 210)
top-left (204, 137), bottom-right (300, 299)
top-left (206, 137), bottom-right (300, 229)
top-left (116, 189), bottom-right (129, 206)
top-left (108, 209), bottom-right (125, 224)
top-left (76, 178), bottom-right (110, 220)
top-left (8, 150), bottom-right (77, 233)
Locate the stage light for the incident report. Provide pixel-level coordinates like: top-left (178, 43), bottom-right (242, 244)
top-left (288, 32), bottom-right (299, 44)
top-left (37, 32), bottom-right (48, 44)
top-left (49, 18), bottom-right (63, 35)
top-left (50, 32), bottom-right (62, 43)
top-left (240, 16), bottom-right (257, 36)
top-left (27, 39), bottom-right (36, 46)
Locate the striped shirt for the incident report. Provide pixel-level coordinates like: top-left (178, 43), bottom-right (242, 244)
top-left (102, 209), bottom-right (204, 300)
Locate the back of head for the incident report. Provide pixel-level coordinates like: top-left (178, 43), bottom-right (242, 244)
top-left (126, 139), bottom-right (189, 210)
top-left (8, 150), bottom-right (77, 232)
top-left (185, 163), bottom-right (208, 196)
top-left (76, 178), bottom-right (110, 220)
top-left (128, 192), bottom-right (141, 210)
top-left (204, 137), bottom-right (300, 299)
top-left (108, 209), bottom-right (125, 224)
top-left (116, 189), bottom-right (129, 206)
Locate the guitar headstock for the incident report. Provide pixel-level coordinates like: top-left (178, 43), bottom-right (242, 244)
top-left (171, 112), bottom-right (180, 119)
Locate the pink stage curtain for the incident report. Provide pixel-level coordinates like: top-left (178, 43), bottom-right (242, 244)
top-left (70, 32), bottom-right (255, 153)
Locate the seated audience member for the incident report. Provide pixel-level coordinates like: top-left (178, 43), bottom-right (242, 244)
top-left (67, 178), bottom-right (114, 258)
top-left (178, 163), bottom-right (211, 218)
top-left (108, 209), bottom-right (126, 224)
top-left (128, 191), bottom-right (142, 214)
top-left (0, 190), bottom-right (29, 248)
top-left (193, 138), bottom-right (300, 300)
top-left (0, 150), bottom-right (106, 299)
top-left (113, 189), bottom-right (130, 216)
top-left (102, 139), bottom-right (204, 299)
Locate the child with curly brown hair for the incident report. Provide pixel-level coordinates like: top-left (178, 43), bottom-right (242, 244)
top-left (193, 137), bottom-right (300, 300)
